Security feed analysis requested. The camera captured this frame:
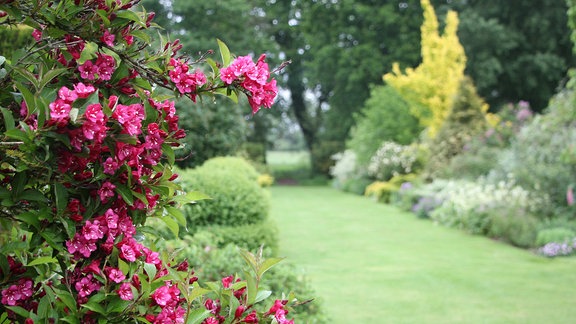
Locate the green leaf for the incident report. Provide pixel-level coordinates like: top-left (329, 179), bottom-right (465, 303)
top-left (186, 282), bottom-right (211, 303)
top-left (11, 171), bottom-right (27, 196)
top-left (19, 189), bottom-right (48, 203)
top-left (165, 206), bottom-right (186, 227)
top-left (118, 258), bottom-right (129, 275)
top-left (4, 128), bottom-right (30, 143)
top-left (53, 288), bottom-right (77, 315)
top-left (205, 58), bottom-right (219, 75)
top-left (243, 270), bottom-right (257, 306)
top-left (257, 257), bottom-right (285, 279)
top-left (5, 305), bottom-right (30, 318)
top-left (217, 39), bottom-right (232, 67)
top-left (144, 262), bottom-right (157, 282)
top-left (15, 211), bottom-right (40, 230)
top-left (185, 308), bottom-right (211, 324)
top-left (162, 143), bottom-right (175, 165)
top-left (38, 68), bottom-right (67, 91)
top-left (81, 301), bottom-right (106, 314)
top-left (106, 298), bottom-right (131, 313)
top-left (0, 107), bottom-right (15, 130)
top-left (159, 216), bottom-right (179, 237)
top-left (254, 290), bottom-right (272, 304)
top-left (239, 249), bottom-right (258, 276)
top-left (14, 67), bottom-right (39, 90)
top-left (116, 10), bottom-right (144, 26)
top-left (172, 191), bottom-right (211, 205)
top-left (53, 182), bottom-right (68, 217)
top-left (115, 184), bottom-right (134, 206)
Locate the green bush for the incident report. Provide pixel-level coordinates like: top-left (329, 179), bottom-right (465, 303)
top-left (179, 161), bottom-right (269, 228)
top-left (425, 77), bottom-right (488, 179)
top-left (195, 219), bottom-right (279, 254)
top-left (536, 228), bottom-right (576, 246)
top-left (200, 156), bottom-right (261, 182)
top-left (490, 88), bottom-right (576, 212)
top-left (348, 85), bottom-right (422, 167)
top-left (488, 209), bottom-right (539, 248)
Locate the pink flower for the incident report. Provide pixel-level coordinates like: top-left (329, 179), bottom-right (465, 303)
top-left (151, 285), bottom-right (172, 306)
top-left (118, 282), bottom-right (133, 301)
top-left (95, 53), bottom-right (116, 81)
top-left (203, 318), bottom-right (219, 324)
top-left (73, 82), bottom-right (96, 98)
top-left (103, 157), bottom-right (119, 175)
top-left (106, 267), bottom-right (126, 283)
top-left (242, 311), bottom-right (258, 323)
top-left (112, 103), bottom-right (145, 136)
top-left (75, 274), bottom-right (100, 298)
top-left (65, 34), bottom-right (85, 60)
top-left (119, 243), bottom-right (137, 262)
top-left (101, 30), bottom-right (115, 47)
top-left (82, 220), bottom-right (104, 241)
top-left (79, 60), bottom-right (98, 80)
top-left (66, 234), bottom-right (97, 258)
top-left (1, 284), bottom-right (22, 306)
top-left (221, 275), bottom-right (234, 288)
top-left (58, 86), bottom-right (78, 103)
top-left (98, 181), bottom-right (116, 202)
top-left (32, 29), bottom-right (42, 42)
top-left (49, 99), bottom-right (71, 121)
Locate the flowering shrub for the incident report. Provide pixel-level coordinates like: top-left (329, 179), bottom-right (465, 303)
top-left (258, 174), bottom-right (275, 187)
top-left (367, 142), bottom-right (419, 181)
top-left (0, 1), bottom-right (297, 323)
top-left (429, 178), bottom-right (547, 236)
top-left (330, 150), bottom-right (360, 187)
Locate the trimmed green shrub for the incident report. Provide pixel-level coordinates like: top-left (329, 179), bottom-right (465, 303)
top-left (536, 228), bottom-right (576, 246)
top-left (179, 161), bottom-right (269, 228)
top-left (348, 85), bottom-right (422, 167)
top-left (195, 219), bottom-right (279, 254)
top-left (200, 156), bottom-right (260, 182)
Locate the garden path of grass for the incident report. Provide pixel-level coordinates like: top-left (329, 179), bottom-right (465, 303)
top-left (270, 186), bottom-right (576, 324)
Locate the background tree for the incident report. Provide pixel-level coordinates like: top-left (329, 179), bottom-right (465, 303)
top-left (436, 0), bottom-right (574, 111)
top-left (384, 0), bottom-right (466, 138)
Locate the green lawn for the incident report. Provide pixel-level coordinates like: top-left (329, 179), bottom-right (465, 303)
top-left (270, 186), bottom-right (576, 324)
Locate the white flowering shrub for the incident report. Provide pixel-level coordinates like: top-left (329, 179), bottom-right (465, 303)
top-left (429, 177), bottom-right (549, 236)
top-left (367, 141), bottom-right (418, 181)
top-left (330, 150), bottom-right (360, 187)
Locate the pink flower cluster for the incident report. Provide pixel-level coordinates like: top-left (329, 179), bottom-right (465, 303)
top-left (220, 54), bottom-right (278, 113)
top-left (266, 299), bottom-right (294, 324)
top-left (1, 279), bottom-right (34, 307)
top-left (168, 58), bottom-right (207, 101)
top-left (146, 282), bottom-right (186, 323)
top-left (78, 53), bottom-right (116, 81)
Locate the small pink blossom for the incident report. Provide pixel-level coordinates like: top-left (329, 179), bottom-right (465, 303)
top-left (151, 285), bottom-right (172, 306)
top-left (49, 99), bottom-right (71, 121)
top-left (73, 82), bottom-right (96, 98)
top-left (222, 275), bottom-right (234, 288)
top-left (32, 29), bottom-right (42, 42)
top-left (58, 86), bottom-right (78, 103)
top-left (78, 60), bottom-right (98, 80)
top-left (118, 282), bottom-right (133, 301)
top-left (101, 30), bottom-right (115, 47)
top-left (82, 220), bottom-right (104, 241)
top-left (106, 267), bottom-right (126, 283)
top-left (103, 157), bottom-right (119, 175)
top-left (75, 274), bottom-right (100, 298)
top-left (98, 181), bottom-right (116, 202)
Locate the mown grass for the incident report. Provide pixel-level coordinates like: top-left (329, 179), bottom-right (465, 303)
top-left (270, 186), bottom-right (576, 324)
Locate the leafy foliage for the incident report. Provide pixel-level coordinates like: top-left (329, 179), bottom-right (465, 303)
top-left (384, 0), bottom-right (466, 137)
top-left (180, 158), bottom-right (270, 228)
top-left (0, 1), bottom-right (292, 323)
top-left (175, 98), bottom-right (248, 168)
top-left (348, 85), bottom-right (421, 167)
top-left (424, 76), bottom-right (489, 179)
